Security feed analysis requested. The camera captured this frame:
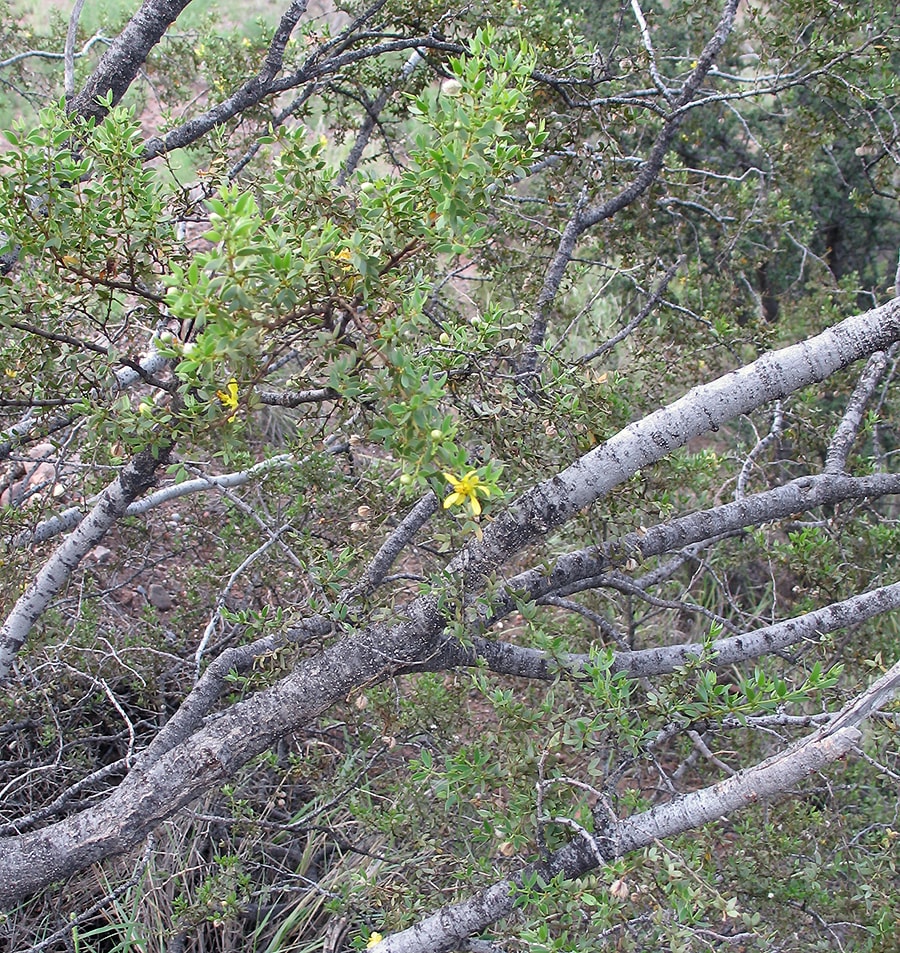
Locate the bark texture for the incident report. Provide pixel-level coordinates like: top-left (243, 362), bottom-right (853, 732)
top-left (69, 0), bottom-right (195, 121)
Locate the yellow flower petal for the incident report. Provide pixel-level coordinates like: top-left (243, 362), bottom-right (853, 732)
top-left (442, 469), bottom-right (490, 516)
top-left (216, 378), bottom-right (239, 412)
top-left (366, 933), bottom-right (383, 949)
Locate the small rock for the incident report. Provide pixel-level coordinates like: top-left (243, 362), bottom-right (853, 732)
top-left (146, 583), bottom-right (174, 611)
top-left (117, 587), bottom-right (138, 607)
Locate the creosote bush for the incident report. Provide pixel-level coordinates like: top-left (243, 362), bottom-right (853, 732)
top-left (0, 1), bottom-right (899, 951)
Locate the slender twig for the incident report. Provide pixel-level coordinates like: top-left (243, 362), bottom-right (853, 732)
top-left (195, 528), bottom-right (293, 678)
top-left (0, 445), bottom-right (172, 680)
top-left (346, 492), bottom-right (439, 600)
top-left (536, 595), bottom-right (627, 648)
top-left (11, 455), bottom-right (299, 548)
top-left (576, 258), bottom-right (683, 364)
top-left (24, 837), bottom-right (155, 953)
top-left (0, 756), bottom-right (128, 836)
top-left (825, 349), bottom-right (893, 474)
top-left (143, 34), bottom-right (461, 160)
top-left (337, 48), bottom-right (424, 186)
top-left (521, 0), bottom-right (741, 378)
top-left (629, 0), bottom-right (672, 101)
top-left (64, 0), bottom-right (88, 103)
top-left (735, 401), bottom-right (784, 498)
top-left (0, 33), bottom-right (106, 70)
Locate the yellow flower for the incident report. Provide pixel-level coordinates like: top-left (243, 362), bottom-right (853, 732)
top-left (216, 378), bottom-right (239, 421)
top-left (366, 933), bottom-right (383, 949)
top-left (443, 470), bottom-right (490, 517)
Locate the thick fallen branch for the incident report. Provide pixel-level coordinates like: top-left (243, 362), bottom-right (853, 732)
top-left (0, 608), bottom-right (439, 904)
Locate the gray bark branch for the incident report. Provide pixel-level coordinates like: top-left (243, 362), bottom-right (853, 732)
top-left (1, 300), bottom-right (898, 899)
top-left (69, 0), bottom-right (195, 120)
top-left (824, 348), bottom-right (892, 473)
top-left (464, 298), bottom-right (900, 587)
top-left (427, 580), bottom-right (900, 681)
top-left (372, 725), bottom-right (861, 953)
top-left (377, 653), bottom-right (900, 951)
top-left (0, 446), bottom-right (171, 680)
